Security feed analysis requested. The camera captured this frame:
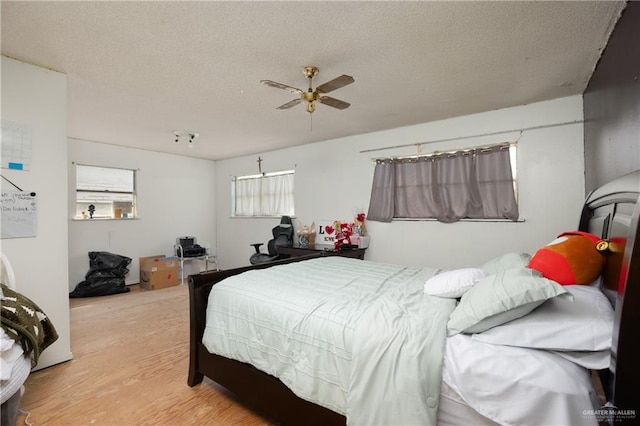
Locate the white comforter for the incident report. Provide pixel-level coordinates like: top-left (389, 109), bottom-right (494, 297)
top-left (203, 257), bottom-right (456, 425)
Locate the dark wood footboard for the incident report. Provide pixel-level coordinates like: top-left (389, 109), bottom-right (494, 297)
top-left (187, 253), bottom-right (346, 426)
top-left (188, 254), bottom-right (319, 386)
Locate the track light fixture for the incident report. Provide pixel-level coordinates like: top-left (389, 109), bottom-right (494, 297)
top-left (173, 131), bottom-right (199, 148)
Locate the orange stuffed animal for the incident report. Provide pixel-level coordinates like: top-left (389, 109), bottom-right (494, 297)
top-left (528, 231), bottom-right (608, 285)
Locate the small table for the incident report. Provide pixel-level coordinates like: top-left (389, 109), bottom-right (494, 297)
top-left (277, 246), bottom-right (367, 260)
top-left (178, 253), bottom-right (218, 284)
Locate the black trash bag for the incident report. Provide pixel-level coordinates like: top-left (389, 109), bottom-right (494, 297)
top-left (70, 277), bottom-right (130, 298)
top-left (85, 268), bottom-right (130, 280)
top-left (87, 251), bottom-right (131, 274)
top-left (70, 251), bottom-right (132, 298)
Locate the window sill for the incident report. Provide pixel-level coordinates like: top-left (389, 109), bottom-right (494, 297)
top-left (230, 215), bottom-right (297, 219)
top-left (72, 217), bottom-right (139, 221)
top-left (392, 218), bottom-right (526, 223)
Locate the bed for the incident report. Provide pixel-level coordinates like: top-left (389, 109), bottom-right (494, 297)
top-left (0, 253), bottom-right (30, 426)
top-left (188, 170), bottom-right (640, 425)
top-left (1, 252), bottom-right (59, 426)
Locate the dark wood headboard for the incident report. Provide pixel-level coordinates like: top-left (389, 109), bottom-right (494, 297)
top-left (578, 170), bottom-right (640, 412)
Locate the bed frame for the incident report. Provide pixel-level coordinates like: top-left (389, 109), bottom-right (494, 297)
top-left (188, 170), bottom-right (640, 425)
top-left (188, 253), bottom-right (345, 425)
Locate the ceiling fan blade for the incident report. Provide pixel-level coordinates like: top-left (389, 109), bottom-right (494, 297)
top-left (316, 74), bottom-right (355, 94)
top-left (277, 98), bottom-right (303, 110)
top-left (319, 96), bottom-right (350, 110)
top-left (261, 80), bottom-right (303, 94)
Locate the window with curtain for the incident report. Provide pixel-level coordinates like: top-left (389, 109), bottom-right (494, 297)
top-left (367, 144), bottom-right (518, 223)
top-left (232, 170), bottom-right (295, 217)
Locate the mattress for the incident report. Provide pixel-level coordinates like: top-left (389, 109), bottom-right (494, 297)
top-left (437, 380), bottom-right (499, 426)
top-left (442, 334), bottom-right (600, 426)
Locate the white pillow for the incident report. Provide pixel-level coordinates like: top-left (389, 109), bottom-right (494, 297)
top-left (472, 285), bottom-right (614, 352)
top-left (447, 267), bottom-right (569, 336)
top-left (424, 268), bottom-right (487, 298)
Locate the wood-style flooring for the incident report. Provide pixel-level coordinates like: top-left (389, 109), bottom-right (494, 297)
top-left (19, 284), bottom-right (275, 425)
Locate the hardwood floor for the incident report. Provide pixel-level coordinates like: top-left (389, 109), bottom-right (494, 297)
top-left (20, 284), bottom-right (275, 425)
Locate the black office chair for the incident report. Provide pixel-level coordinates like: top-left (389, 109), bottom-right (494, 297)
top-left (250, 216), bottom-right (294, 265)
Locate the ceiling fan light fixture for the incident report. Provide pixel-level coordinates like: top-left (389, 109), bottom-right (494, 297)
top-left (306, 102), bottom-right (316, 113)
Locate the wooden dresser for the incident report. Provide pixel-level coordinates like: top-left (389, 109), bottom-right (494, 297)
top-left (277, 246), bottom-right (367, 260)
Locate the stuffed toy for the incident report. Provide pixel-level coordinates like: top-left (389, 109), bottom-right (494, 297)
top-left (528, 231), bottom-right (608, 285)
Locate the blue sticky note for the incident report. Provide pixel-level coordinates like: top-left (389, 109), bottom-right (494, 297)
top-left (8, 162), bottom-right (24, 170)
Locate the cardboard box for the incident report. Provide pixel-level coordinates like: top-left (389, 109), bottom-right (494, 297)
top-left (139, 255), bottom-right (179, 290)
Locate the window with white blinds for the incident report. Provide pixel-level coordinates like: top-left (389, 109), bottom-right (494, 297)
top-left (75, 164), bottom-right (137, 219)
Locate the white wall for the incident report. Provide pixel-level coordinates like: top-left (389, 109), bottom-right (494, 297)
top-left (216, 96), bottom-right (585, 270)
top-left (1, 56), bottom-right (72, 369)
top-left (68, 140), bottom-right (216, 291)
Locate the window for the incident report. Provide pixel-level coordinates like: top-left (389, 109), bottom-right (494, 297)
top-left (367, 143), bottom-right (518, 223)
top-left (75, 164), bottom-right (137, 219)
top-left (232, 170), bottom-right (295, 217)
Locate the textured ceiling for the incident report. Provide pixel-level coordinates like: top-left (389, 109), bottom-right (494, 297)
top-left (1, 1), bottom-right (625, 160)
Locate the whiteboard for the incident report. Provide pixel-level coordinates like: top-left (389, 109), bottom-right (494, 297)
top-left (1, 190), bottom-right (37, 239)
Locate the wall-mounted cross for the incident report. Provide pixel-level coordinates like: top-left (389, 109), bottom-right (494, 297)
top-left (257, 156), bottom-right (263, 174)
